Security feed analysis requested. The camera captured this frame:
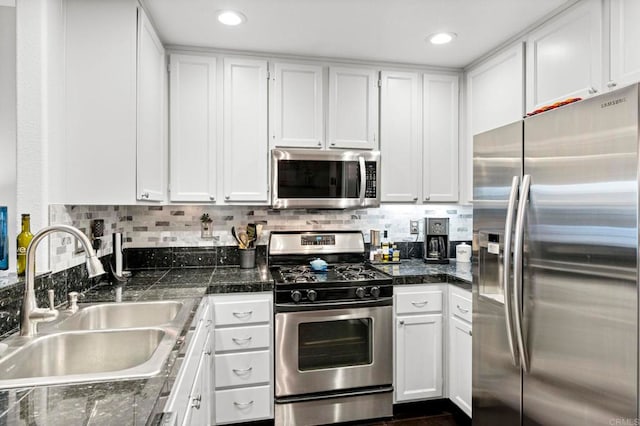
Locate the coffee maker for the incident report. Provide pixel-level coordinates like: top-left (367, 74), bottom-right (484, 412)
top-left (424, 217), bottom-right (449, 264)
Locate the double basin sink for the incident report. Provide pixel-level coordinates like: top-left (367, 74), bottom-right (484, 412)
top-left (0, 299), bottom-right (196, 389)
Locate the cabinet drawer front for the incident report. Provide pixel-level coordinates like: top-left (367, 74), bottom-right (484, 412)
top-left (215, 350), bottom-right (271, 388)
top-left (396, 290), bottom-right (442, 314)
top-left (450, 292), bottom-right (472, 323)
top-left (215, 324), bottom-right (271, 352)
top-left (213, 298), bottom-right (271, 326)
top-left (215, 385), bottom-right (272, 424)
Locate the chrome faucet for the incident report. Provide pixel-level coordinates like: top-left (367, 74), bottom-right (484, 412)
top-left (20, 224), bottom-right (105, 337)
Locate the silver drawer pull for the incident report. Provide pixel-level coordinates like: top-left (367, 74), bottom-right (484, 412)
top-left (233, 400), bottom-right (254, 408)
top-left (411, 301), bottom-right (429, 307)
top-left (232, 367), bottom-right (253, 375)
top-left (457, 304), bottom-right (469, 314)
top-left (191, 395), bottom-right (202, 409)
top-left (232, 336), bottom-right (253, 345)
top-left (232, 310), bottom-right (253, 318)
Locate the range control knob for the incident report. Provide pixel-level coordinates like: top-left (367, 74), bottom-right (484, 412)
top-left (355, 287), bottom-right (366, 299)
top-left (291, 290), bottom-right (302, 303)
top-left (370, 286), bottom-right (381, 298)
top-left (307, 289), bottom-right (318, 302)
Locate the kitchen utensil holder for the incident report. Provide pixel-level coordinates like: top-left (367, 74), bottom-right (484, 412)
top-left (239, 248), bottom-right (256, 269)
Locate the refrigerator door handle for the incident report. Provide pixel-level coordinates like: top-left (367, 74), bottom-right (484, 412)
top-left (513, 174), bottom-right (531, 373)
top-left (503, 176), bottom-right (520, 367)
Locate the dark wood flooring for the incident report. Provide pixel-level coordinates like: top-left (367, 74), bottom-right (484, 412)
top-left (334, 400), bottom-right (470, 426)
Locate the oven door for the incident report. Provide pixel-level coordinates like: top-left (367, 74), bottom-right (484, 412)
top-left (275, 305), bottom-right (392, 398)
top-left (271, 149), bottom-right (380, 209)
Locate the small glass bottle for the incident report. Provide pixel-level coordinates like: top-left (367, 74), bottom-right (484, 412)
top-left (16, 214), bottom-right (33, 276)
top-left (381, 231), bottom-right (390, 262)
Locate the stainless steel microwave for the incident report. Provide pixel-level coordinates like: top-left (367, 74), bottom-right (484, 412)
top-left (271, 149), bottom-right (381, 209)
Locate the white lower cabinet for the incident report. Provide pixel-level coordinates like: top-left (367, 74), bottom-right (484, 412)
top-left (448, 286), bottom-right (472, 417)
top-left (165, 298), bottom-right (213, 426)
top-left (394, 285), bottom-right (444, 402)
top-left (211, 292), bottom-right (274, 425)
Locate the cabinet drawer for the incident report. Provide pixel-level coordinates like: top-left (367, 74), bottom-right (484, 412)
top-left (215, 350), bottom-right (271, 388)
top-left (213, 297), bottom-right (271, 326)
top-left (215, 385), bottom-right (272, 425)
top-left (215, 325), bottom-right (271, 352)
top-left (450, 291), bottom-right (472, 323)
top-left (396, 290), bottom-right (442, 314)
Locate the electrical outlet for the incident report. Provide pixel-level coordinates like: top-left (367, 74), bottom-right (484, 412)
top-left (410, 220), bottom-right (419, 234)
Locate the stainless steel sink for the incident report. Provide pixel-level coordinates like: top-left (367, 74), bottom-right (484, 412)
top-left (0, 328), bottom-right (176, 388)
top-left (57, 300), bottom-right (185, 330)
top-left (0, 298), bottom-right (197, 389)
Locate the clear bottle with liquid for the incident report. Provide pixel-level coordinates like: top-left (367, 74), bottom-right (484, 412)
top-left (381, 231), bottom-right (390, 262)
top-left (17, 214), bottom-right (33, 275)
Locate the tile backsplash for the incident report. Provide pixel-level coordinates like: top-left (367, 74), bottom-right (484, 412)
top-left (49, 204), bottom-right (472, 273)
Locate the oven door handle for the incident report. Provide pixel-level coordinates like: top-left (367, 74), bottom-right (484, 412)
top-left (275, 297), bottom-right (393, 312)
top-left (359, 155), bottom-right (366, 206)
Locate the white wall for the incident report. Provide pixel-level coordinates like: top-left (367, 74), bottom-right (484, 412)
top-left (15, 0), bottom-right (65, 271)
top-left (0, 5), bottom-right (16, 273)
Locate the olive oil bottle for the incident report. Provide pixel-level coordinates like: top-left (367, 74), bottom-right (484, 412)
top-left (16, 214), bottom-right (33, 275)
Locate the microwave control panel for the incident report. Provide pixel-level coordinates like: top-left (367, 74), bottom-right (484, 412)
top-left (365, 162), bottom-right (377, 198)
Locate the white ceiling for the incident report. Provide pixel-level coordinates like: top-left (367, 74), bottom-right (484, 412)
top-left (144, 0), bottom-right (573, 69)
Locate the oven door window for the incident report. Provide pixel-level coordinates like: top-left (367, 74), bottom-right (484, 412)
top-left (277, 160), bottom-right (360, 199)
top-left (298, 318), bottom-right (372, 371)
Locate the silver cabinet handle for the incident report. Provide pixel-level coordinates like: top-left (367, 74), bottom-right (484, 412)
top-left (413, 197), bottom-right (418, 201)
top-left (232, 367), bottom-right (253, 375)
top-left (225, 195), bottom-right (230, 200)
top-left (607, 81), bottom-right (617, 88)
top-left (503, 175), bottom-right (520, 367)
top-left (233, 400), bottom-right (254, 408)
top-left (411, 300), bottom-right (428, 307)
top-left (191, 395), bottom-right (201, 409)
top-left (468, 330), bottom-right (472, 336)
top-left (330, 142), bottom-right (336, 146)
top-left (424, 196), bottom-right (430, 201)
top-left (456, 304), bottom-right (469, 314)
top-left (141, 192), bottom-right (149, 199)
top-left (232, 336), bottom-right (253, 345)
top-left (399, 320), bottom-right (405, 325)
top-left (232, 310), bottom-right (252, 318)
top-left (317, 141), bottom-right (322, 146)
top-left (588, 86), bottom-right (598, 94)
top-left (205, 347), bottom-right (212, 356)
top-left (513, 174), bottom-right (531, 373)
top-left (209, 195), bottom-right (215, 201)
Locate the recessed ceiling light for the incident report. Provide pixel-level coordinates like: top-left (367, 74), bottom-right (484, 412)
top-left (428, 32), bottom-right (457, 45)
top-left (217, 10), bottom-right (246, 26)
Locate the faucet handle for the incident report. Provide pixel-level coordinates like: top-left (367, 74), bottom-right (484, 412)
top-left (67, 291), bottom-right (82, 313)
top-left (48, 289), bottom-right (56, 311)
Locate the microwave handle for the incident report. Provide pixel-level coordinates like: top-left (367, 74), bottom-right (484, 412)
top-left (359, 156), bottom-right (366, 206)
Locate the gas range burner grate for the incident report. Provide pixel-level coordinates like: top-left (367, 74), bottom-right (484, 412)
top-left (280, 266), bottom-right (318, 283)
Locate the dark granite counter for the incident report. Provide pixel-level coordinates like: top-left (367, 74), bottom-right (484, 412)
top-left (372, 259), bottom-right (472, 291)
top-left (0, 265), bottom-right (273, 426)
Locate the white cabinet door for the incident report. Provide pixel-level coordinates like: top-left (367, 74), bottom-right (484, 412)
top-left (136, 7), bottom-right (166, 202)
top-left (395, 314), bottom-right (443, 401)
top-left (328, 66), bottom-right (378, 150)
top-left (272, 62), bottom-right (323, 149)
top-left (169, 54), bottom-right (217, 202)
top-left (223, 58), bottom-right (269, 202)
top-left (423, 73), bottom-right (459, 202)
top-left (449, 317), bottom-right (472, 417)
top-left (379, 71), bottom-right (419, 202)
top-left (525, 0), bottom-right (602, 111)
top-left (183, 335), bottom-right (212, 426)
top-left (610, 0), bottom-right (640, 89)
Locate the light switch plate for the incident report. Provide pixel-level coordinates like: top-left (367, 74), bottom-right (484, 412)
top-left (410, 220), bottom-right (419, 234)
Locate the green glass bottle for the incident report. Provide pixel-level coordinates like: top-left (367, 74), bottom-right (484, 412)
top-left (16, 214), bottom-right (33, 276)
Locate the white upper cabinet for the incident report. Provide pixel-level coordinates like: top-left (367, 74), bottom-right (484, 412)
top-left (328, 66), bottom-right (379, 150)
top-left (271, 62), bottom-right (324, 149)
top-left (380, 71), bottom-right (420, 202)
top-left (169, 54), bottom-right (217, 202)
top-left (136, 7), bottom-right (166, 202)
top-left (525, 0), bottom-right (603, 111)
top-left (466, 43), bottom-right (525, 136)
top-left (423, 73), bottom-right (459, 202)
top-left (609, 0), bottom-right (640, 89)
top-left (223, 58), bottom-right (269, 203)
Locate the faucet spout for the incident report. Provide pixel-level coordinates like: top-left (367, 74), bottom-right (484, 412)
top-left (20, 224), bottom-right (106, 337)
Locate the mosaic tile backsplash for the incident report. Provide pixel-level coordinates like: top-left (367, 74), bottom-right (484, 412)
top-left (49, 204), bottom-right (472, 273)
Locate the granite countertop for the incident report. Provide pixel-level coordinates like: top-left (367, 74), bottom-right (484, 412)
top-left (372, 259), bottom-right (472, 291)
top-left (0, 265), bottom-right (273, 426)
top-left (0, 260), bottom-right (470, 425)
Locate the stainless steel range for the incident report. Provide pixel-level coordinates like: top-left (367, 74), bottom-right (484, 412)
top-left (269, 231), bottom-right (393, 426)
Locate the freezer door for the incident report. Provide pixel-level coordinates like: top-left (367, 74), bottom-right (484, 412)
top-left (522, 84), bottom-right (639, 425)
top-left (472, 121), bottom-right (523, 425)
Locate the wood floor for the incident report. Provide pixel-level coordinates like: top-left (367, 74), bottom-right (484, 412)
top-left (362, 412), bottom-right (459, 426)
top-left (339, 400), bottom-right (470, 426)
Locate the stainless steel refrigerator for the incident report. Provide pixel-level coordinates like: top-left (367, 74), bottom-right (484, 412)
top-left (472, 84), bottom-right (639, 425)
